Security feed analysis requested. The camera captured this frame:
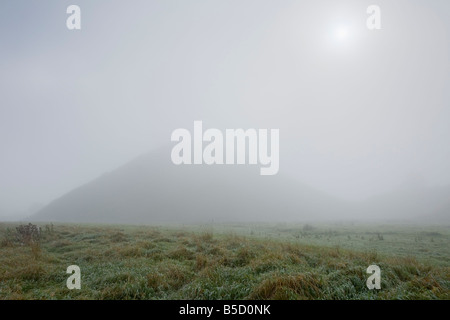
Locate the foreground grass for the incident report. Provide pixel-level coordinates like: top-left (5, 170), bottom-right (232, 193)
top-left (0, 222), bottom-right (448, 300)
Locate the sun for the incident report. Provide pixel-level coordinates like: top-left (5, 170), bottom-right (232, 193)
top-left (335, 26), bottom-right (350, 41)
top-left (324, 22), bottom-right (360, 56)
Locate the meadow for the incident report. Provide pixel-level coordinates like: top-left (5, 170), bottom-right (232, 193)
top-left (0, 221), bottom-right (448, 299)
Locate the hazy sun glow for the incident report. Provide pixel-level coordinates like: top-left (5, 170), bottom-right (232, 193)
top-left (335, 26), bottom-right (350, 40)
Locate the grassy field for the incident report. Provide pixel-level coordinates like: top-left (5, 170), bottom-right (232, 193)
top-left (0, 221), bottom-right (449, 300)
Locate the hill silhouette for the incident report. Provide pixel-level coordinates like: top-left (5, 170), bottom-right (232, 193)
top-left (32, 146), bottom-right (450, 224)
top-left (33, 146), bottom-right (348, 224)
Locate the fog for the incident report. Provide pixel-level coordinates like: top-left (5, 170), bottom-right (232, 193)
top-left (1, 0), bottom-right (449, 222)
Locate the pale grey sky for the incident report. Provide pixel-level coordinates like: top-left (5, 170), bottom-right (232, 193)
top-left (1, 0), bottom-right (449, 217)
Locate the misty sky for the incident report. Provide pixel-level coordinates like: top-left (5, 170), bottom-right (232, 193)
top-left (1, 0), bottom-right (449, 217)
